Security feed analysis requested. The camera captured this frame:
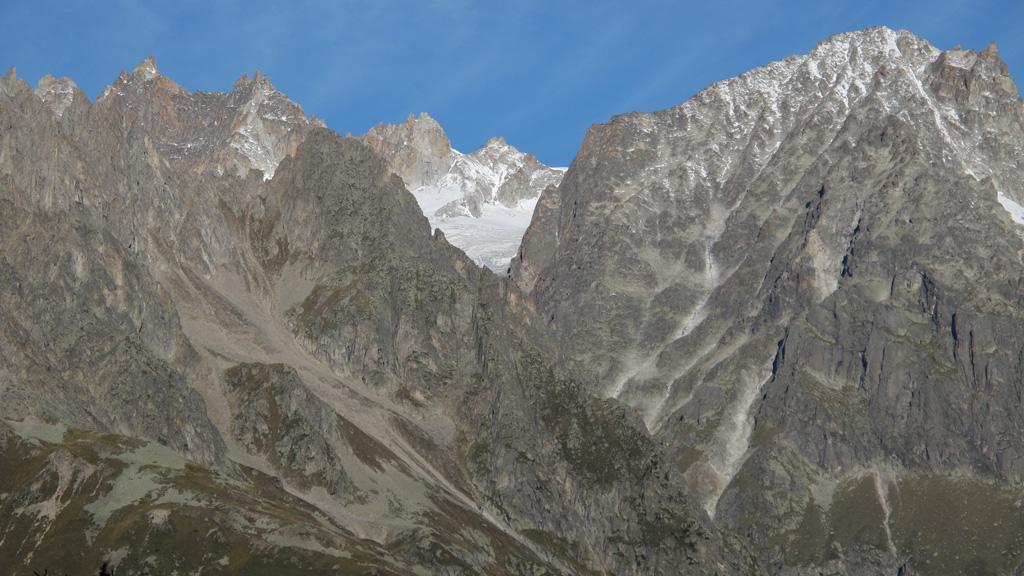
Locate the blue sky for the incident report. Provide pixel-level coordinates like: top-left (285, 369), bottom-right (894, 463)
top-left (1, 0), bottom-right (1021, 166)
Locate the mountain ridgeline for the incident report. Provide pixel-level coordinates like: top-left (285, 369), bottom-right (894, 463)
top-left (1, 27), bottom-right (1024, 575)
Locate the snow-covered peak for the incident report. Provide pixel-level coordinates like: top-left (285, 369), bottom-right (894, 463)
top-left (470, 136), bottom-right (526, 168)
top-left (425, 137), bottom-right (563, 270)
top-left (363, 114), bottom-right (564, 270)
top-left (445, 135), bottom-right (560, 209)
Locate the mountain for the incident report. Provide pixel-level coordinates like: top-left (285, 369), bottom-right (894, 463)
top-left (95, 58), bottom-right (323, 180)
top-left (514, 26), bottom-right (1024, 574)
top-left (0, 59), bottom-right (742, 575)
top-left (3, 26), bottom-right (1024, 576)
top-left (364, 113), bottom-right (565, 271)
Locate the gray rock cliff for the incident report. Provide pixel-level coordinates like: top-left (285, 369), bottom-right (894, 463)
top-left (514, 26), bottom-right (1024, 574)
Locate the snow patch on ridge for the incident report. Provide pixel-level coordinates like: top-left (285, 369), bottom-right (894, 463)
top-left (227, 77), bottom-right (320, 180)
top-left (414, 183), bottom-right (538, 271)
top-left (230, 83), bottom-right (283, 179)
top-left (997, 190), bottom-right (1024, 225)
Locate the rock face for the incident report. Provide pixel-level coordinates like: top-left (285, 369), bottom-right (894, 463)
top-left (514, 26), bottom-right (1024, 574)
top-left (96, 57), bottom-right (323, 179)
top-left (364, 113), bottom-right (565, 270)
top-left (34, 75), bottom-right (82, 118)
top-left (0, 60), bottom-right (744, 575)
top-left (4, 26), bottom-right (1024, 576)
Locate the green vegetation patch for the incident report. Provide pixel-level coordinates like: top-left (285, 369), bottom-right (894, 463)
top-left (524, 352), bottom-right (653, 486)
top-left (889, 475), bottom-right (1024, 576)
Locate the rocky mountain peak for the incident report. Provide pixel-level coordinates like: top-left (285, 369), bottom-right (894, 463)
top-left (406, 110), bottom-right (443, 130)
top-left (100, 59), bottom-right (186, 102)
top-left (363, 112), bottom-right (454, 189)
top-left (509, 29), bottom-right (1024, 564)
top-left (469, 135), bottom-right (543, 175)
top-left (132, 56), bottom-right (160, 81)
top-left (223, 70), bottom-right (322, 179)
top-left (482, 135), bottom-right (507, 148)
top-left (232, 72), bottom-right (253, 90)
top-left (251, 68), bottom-right (270, 85)
top-left (34, 74), bottom-right (82, 118)
top-left (92, 60), bottom-right (320, 179)
top-left (232, 69), bottom-right (277, 95)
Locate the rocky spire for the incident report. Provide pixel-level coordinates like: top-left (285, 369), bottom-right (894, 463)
top-left (132, 56), bottom-right (160, 81)
top-left (362, 111), bottom-right (454, 189)
top-left (35, 74), bottom-right (82, 118)
top-left (92, 58), bottom-right (320, 180)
